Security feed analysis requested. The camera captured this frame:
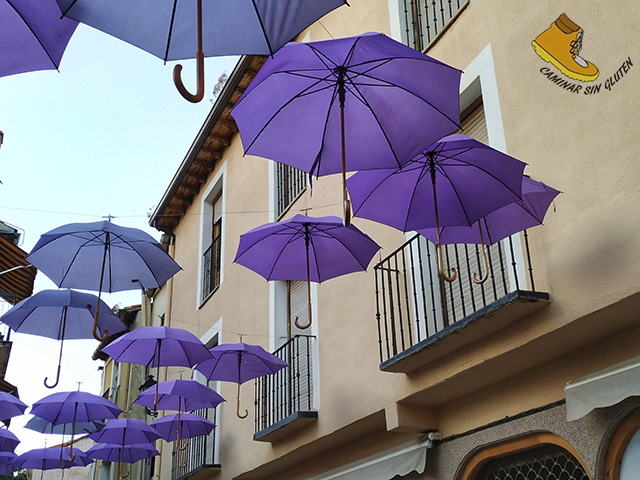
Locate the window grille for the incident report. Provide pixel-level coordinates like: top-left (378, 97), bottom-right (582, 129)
top-left (276, 163), bottom-right (307, 218)
top-left (401, 0), bottom-right (469, 51)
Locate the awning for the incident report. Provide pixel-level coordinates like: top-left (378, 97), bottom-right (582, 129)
top-left (307, 438), bottom-right (429, 480)
top-left (565, 355), bottom-right (640, 421)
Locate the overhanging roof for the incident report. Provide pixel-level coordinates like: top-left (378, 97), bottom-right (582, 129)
top-left (0, 235), bottom-right (37, 303)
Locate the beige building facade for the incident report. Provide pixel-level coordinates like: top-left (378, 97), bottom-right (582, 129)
top-left (142, 1), bottom-right (640, 479)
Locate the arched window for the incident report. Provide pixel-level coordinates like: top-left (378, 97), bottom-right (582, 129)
top-left (461, 433), bottom-right (591, 480)
top-left (604, 408), bottom-right (640, 480)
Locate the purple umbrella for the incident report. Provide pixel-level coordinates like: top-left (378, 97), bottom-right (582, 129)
top-left (11, 447), bottom-right (91, 470)
top-left (56, 0), bottom-right (347, 102)
top-left (231, 32), bottom-right (462, 225)
top-left (151, 412), bottom-right (215, 442)
top-left (0, 0), bottom-right (77, 78)
top-left (85, 442), bottom-right (158, 465)
top-left (417, 177), bottom-right (560, 283)
top-left (0, 463), bottom-right (12, 476)
top-left (234, 214), bottom-right (380, 329)
top-left (102, 326), bottom-right (213, 410)
top-left (30, 391), bottom-right (122, 467)
top-left (195, 343), bottom-right (289, 418)
top-left (0, 451), bottom-right (15, 464)
top-left (0, 429), bottom-right (19, 452)
top-left (0, 392), bottom-right (27, 420)
top-left (26, 220), bottom-right (182, 341)
top-left (0, 289), bottom-right (127, 388)
top-left (25, 416), bottom-right (105, 436)
top-left (347, 134), bottom-right (527, 283)
top-left (134, 379), bottom-right (225, 412)
top-left (89, 418), bottom-right (161, 445)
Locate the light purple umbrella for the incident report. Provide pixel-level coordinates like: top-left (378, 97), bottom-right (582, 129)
top-left (417, 177), bottom-right (560, 283)
top-left (195, 343), bottom-right (289, 418)
top-left (151, 412), bottom-right (215, 442)
top-left (0, 0), bottom-right (77, 78)
top-left (134, 379), bottom-right (225, 412)
top-left (26, 220), bottom-right (182, 341)
top-left (56, 0), bottom-right (347, 102)
top-left (12, 447), bottom-right (91, 470)
top-left (347, 134), bottom-right (527, 283)
top-left (25, 416), bottom-right (104, 436)
top-left (234, 214), bottom-right (380, 329)
top-left (0, 429), bottom-right (19, 452)
top-left (89, 418), bottom-right (161, 445)
top-left (85, 442), bottom-right (158, 477)
top-left (102, 326), bottom-right (213, 410)
top-left (0, 392), bottom-right (27, 420)
top-left (0, 289), bottom-right (127, 388)
top-left (231, 32), bottom-right (462, 225)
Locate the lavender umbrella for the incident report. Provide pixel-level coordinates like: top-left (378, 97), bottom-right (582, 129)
top-left (26, 220), bottom-right (181, 341)
top-left (417, 177), bottom-right (560, 282)
top-left (0, 289), bottom-right (127, 388)
top-left (234, 214), bottom-right (380, 329)
top-left (85, 442), bottom-right (158, 464)
top-left (195, 343), bottom-right (289, 418)
top-left (89, 418), bottom-right (161, 445)
top-left (231, 32), bottom-right (462, 225)
top-left (0, 0), bottom-right (77, 78)
top-left (0, 392), bottom-right (27, 420)
top-left (0, 429), bottom-right (19, 451)
top-left (56, 0), bottom-right (347, 102)
top-left (151, 413), bottom-right (215, 442)
top-left (347, 134), bottom-right (527, 283)
top-left (12, 447), bottom-right (91, 471)
top-left (25, 417), bottom-right (105, 436)
top-left (102, 326), bottom-right (213, 410)
top-left (134, 379), bottom-right (225, 412)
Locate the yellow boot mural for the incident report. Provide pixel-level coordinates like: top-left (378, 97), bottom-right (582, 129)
top-left (532, 13), bottom-right (599, 82)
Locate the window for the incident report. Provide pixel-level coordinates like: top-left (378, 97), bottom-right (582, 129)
top-left (200, 169), bottom-right (225, 304)
top-left (398, 0), bottom-right (470, 52)
top-left (604, 408), bottom-right (640, 480)
top-left (275, 163), bottom-right (307, 218)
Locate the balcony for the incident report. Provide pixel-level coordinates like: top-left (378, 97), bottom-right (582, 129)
top-left (400, 0), bottom-right (470, 52)
top-left (171, 408), bottom-right (219, 480)
top-left (254, 335), bottom-right (317, 442)
top-left (201, 236), bottom-right (221, 301)
top-left (375, 233), bottom-right (549, 374)
top-left (275, 163), bottom-right (307, 218)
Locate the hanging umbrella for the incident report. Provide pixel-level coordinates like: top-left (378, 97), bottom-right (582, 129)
top-left (0, 463), bottom-right (12, 476)
top-left (0, 429), bottom-right (19, 452)
top-left (101, 326), bottom-right (213, 410)
top-left (26, 220), bottom-right (182, 341)
top-left (417, 177), bottom-right (560, 283)
top-left (195, 342), bottom-right (288, 418)
top-left (30, 391), bottom-right (122, 467)
top-left (0, 392), bottom-right (27, 420)
top-left (11, 447), bottom-right (91, 470)
top-left (0, 0), bottom-right (77, 78)
top-left (230, 32), bottom-right (462, 225)
top-left (151, 412), bottom-right (215, 442)
top-left (0, 452), bottom-right (15, 464)
top-left (134, 379), bottom-right (225, 412)
top-left (85, 442), bottom-right (158, 463)
top-left (347, 134), bottom-right (527, 283)
top-left (55, 0), bottom-right (348, 102)
top-left (25, 416), bottom-right (105, 436)
top-left (234, 214), bottom-right (380, 330)
top-left (0, 289), bottom-right (127, 388)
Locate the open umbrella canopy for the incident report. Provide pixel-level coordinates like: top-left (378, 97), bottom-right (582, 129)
top-left (0, 393), bottom-right (27, 420)
top-left (0, 451), bottom-right (15, 464)
top-left (0, 429), bottom-right (19, 452)
top-left (150, 413), bottom-right (215, 442)
top-left (25, 416), bottom-right (105, 436)
top-left (30, 391), bottom-right (122, 425)
top-left (0, 0), bottom-right (78, 78)
top-left (11, 447), bottom-right (92, 470)
top-left (89, 418), bottom-right (161, 445)
top-left (134, 379), bottom-right (225, 412)
top-left (85, 443), bottom-right (159, 464)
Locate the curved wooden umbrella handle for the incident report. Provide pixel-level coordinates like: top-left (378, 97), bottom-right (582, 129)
top-left (173, 0), bottom-right (204, 103)
top-left (437, 243), bottom-right (458, 282)
top-left (236, 383), bottom-right (248, 419)
top-left (472, 224), bottom-right (489, 285)
top-left (46, 311), bottom-right (66, 388)
top-left (44, 363), bottom-right (62, 389)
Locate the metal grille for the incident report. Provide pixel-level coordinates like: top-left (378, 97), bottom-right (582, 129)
top-left (400, 0), bottom-right (469, 51)
top-left (276, 163), bottom-right (307, 218)
top-left (254, 335), bottom-right (315, 434)
top-left (201, 233), bottom-right (221, 300)
top-left (171, 408), bottom-right (218, 480)
top-left (476, 444), bottom-right (590, 480)
top-left (374, 232), bottom-right (537, 364)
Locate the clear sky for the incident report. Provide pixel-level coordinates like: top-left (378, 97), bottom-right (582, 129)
top-left (0, 23), bottom-right (238, 453)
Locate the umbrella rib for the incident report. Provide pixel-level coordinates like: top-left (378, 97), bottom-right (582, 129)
top-left (164, 0), bottom-right (179, 63)
top-left (402, 159), bottom-right (435, 232)
top-left (309, 85), bottom-right (341, 177)
top-left (109, 233), bottom-right (166, 289)
top-left (249, 0), bottom-right (274, 56)
top-left (308, 224), bottom-right (375, 273)
top-left (57, 231), bottom-right (106, 286)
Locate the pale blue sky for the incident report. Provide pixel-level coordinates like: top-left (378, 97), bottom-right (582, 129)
top-left (0, 23), bottom-right (237, 452)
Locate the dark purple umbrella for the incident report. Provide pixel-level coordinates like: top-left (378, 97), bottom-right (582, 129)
top-left (234, 214), bottom-right (380, 329)
top-left (56, 0), bottom-right (347, 102)
top-left (0, 429), bottom-right (19, 452)
top-left (12, 447), bottom-right (91, 470)
top-left (134, 379), bottom-right (225, 412)
top-left (231, 32), bottom-right (462, 224)
top-left (0, 0), bottom-right (77, 78)
top-left (0, 392), bottom-right (27, 420)
top-left (30, 391), bottom-right (122, 466)
top-left (102, 326), bottom-right (213, 410)
top-left (0, 289), bottom-right (127, 388)
top-left (347, 134), bottom-right (527, 283)
top-left (417, 177), bottom-right (560, 283)
top-left (195, 342), bottom-right (288, 418)
top-left (151, 412), bottom-right (215, 442)
top-left (0, 451), bottom-right (15, 465)
top-left (0, 463), bottom-right (12, 476)
top-left (25, 416), bottom-right (105, 436)
top-left (26, 220), bottom-right (182, 341)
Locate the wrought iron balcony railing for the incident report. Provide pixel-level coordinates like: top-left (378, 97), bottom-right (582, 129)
top-left (400, 0), bottom-right (469, 51)
top-left (276, 163), bottom-right (307, 218)
top-left (375, 232), bottom-right (542, 367)
top-left (171, 408), bottom-right (218, 480)
top-left (201, 236), bottom-right (221, 300)
top-left (254, 335), bottom-right (315, 436)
